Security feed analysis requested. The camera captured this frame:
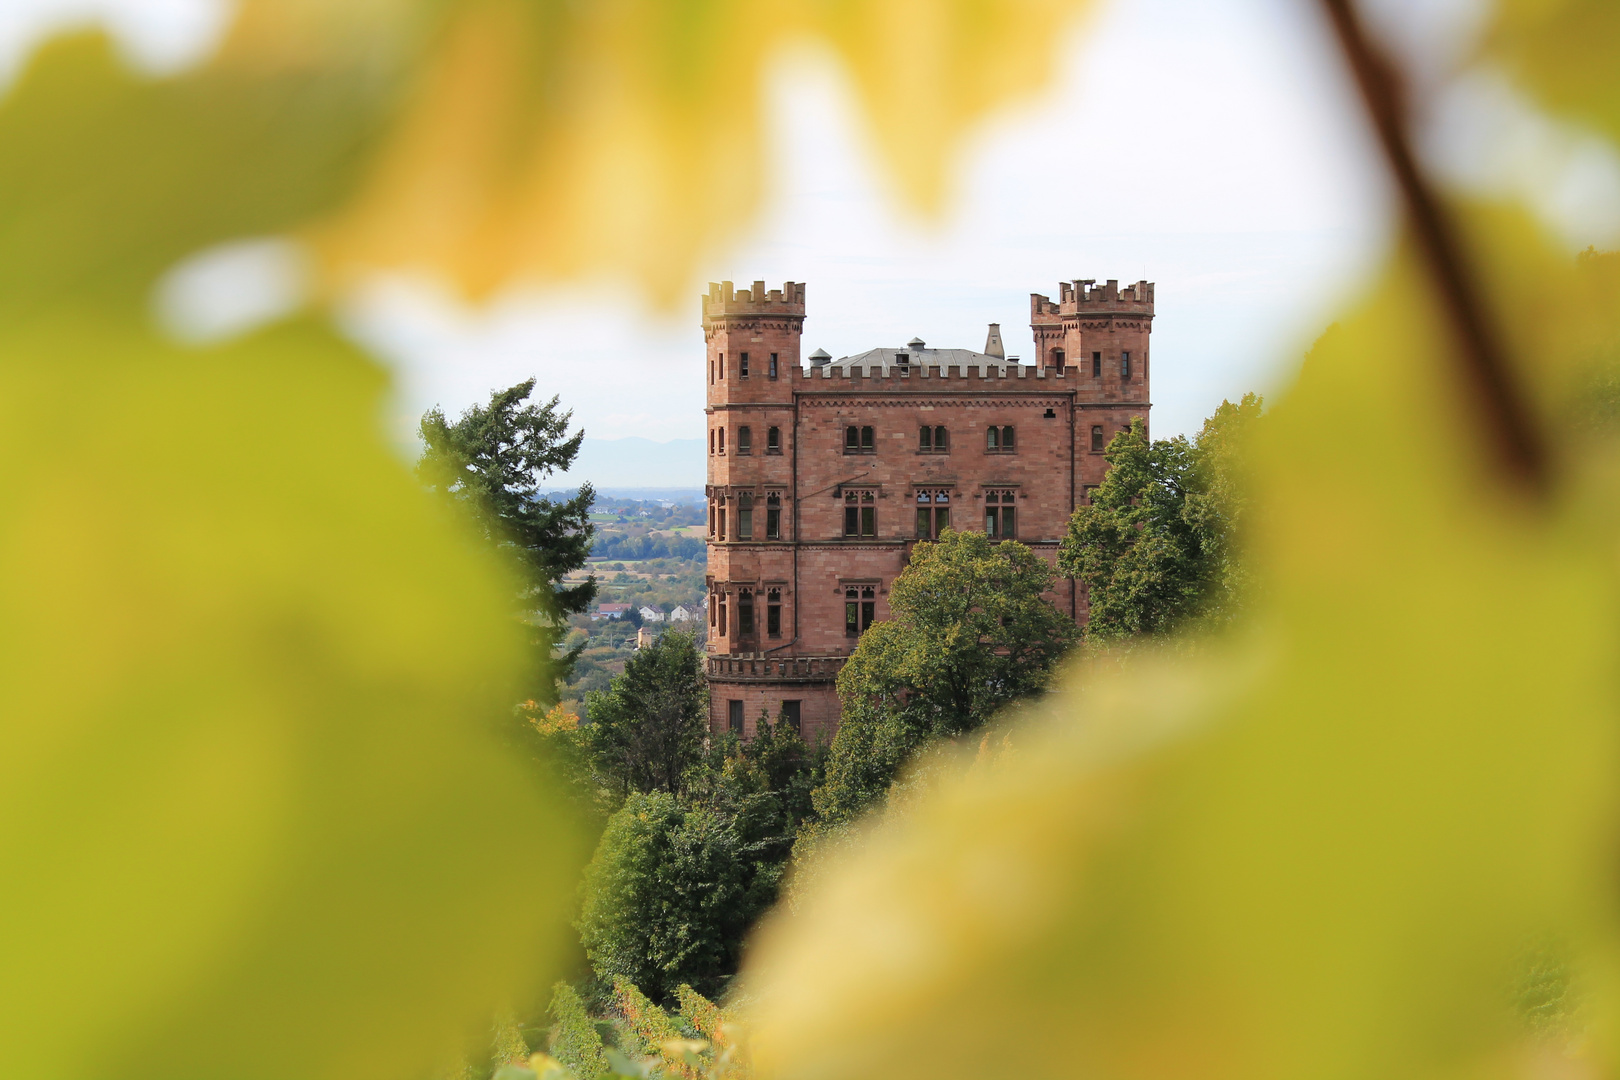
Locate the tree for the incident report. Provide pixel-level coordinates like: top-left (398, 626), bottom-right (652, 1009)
top-left (1057, 395), bottom-right (1263, 644)
top-left (582, 631), bottom-right (708, 796)
top-left (811, 529), bottom-right (1079, 829)
top-left (418, 379), bottom-right (596, 698)
top-left (575, 790), bottom-right (767, 1002)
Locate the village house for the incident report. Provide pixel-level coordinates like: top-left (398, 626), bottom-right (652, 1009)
top-left (703, 278), bottom-right (1153, 743)
top-left (592, 603), bottom-right (632, 621)
top-left (638, 606), bottom-right (666, 623)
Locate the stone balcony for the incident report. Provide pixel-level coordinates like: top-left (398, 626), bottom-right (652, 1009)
top-left (706, 654), bottom-right (847, 683)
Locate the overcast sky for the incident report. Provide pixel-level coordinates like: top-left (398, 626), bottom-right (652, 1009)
top-left (8, 0), bottom-right (1620, 487)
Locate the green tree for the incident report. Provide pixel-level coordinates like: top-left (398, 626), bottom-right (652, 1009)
top-left (582, 631), bottom-right (708, 796)
top-left (1057, 395), bottom-right (1262, 645)
top-left (812, 529), bottom-right (1078, 829)
top-left (418, 379), bottom-right (597, 698)
top-left (576, 790), bottom-right (768, 1002)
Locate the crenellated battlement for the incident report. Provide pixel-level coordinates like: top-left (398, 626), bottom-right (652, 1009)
top-left (791, 361), bottom-right (1069, 388)
top-left (1030, 278), bottom-right (1155, 322)
top-left (703, 279), bottom-right (807, 320)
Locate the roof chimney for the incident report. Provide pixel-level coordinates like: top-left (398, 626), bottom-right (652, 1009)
top-left (984, 323), bottom-right (1005, 359)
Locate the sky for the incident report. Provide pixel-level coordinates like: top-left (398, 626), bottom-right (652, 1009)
top-left (7, 0), bottom-right (1620, 488)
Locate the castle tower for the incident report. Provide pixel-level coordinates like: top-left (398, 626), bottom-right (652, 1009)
top-left (702, 281), bottom-right (816, 733)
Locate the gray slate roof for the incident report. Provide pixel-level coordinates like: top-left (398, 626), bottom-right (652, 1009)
top-left (829, 346), bottom-right (1013, 372)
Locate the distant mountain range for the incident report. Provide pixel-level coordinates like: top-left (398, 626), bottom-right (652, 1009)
top-left (555, 437), bottom-right (704, 489)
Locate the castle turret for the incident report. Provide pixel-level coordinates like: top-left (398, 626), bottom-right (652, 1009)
top-left (702, 281), bottom-right (804, 662)
top-left (1029, 278), bottom-right (1153, 413)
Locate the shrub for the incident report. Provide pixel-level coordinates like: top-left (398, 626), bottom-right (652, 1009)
top-left (548, 982), bottom-right (609, 1080)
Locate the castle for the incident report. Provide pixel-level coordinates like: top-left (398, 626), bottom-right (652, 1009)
top-left (703, 278), bottom-right (1154, 742)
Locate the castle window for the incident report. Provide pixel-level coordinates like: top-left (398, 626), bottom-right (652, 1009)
top-left (718, 594), bottom-right (728, 636)
top-left (709, 593), bottom-right (717, 625)
top-left (720, 353), bottom-right (726, 379)
top-left (738, 589), bottom-right (755, 635)
top-left (738, 425), bottom-right (752, 455)
top-left (918, 425), bottom-right (948, 453)
top-left (915, 489), bottom-right (951, 538)
top-left (718, 506), bottom-right (727, 538)
top-left (1052, 348), bottom-right (1065, 370)
top-left (984, 490), bottom-right (1017, 538)
top-left (709, 430), bottom-right (714, 455)
top-left (740, 352), bottom-right (750, 378)
top-left (728, 699), bottom-right (743, 734)
top-left (845, 585), bottom-right (877, 637)
top-left (718, 427), bottom-right (726, 454)
top-left (1092, 351), bottom-right (1101, 377)
top-left (769, 353), bottom-right (779, 379)
top-left (767, 426), bottom-right (781, 453)
top-left (766, 493), bottom-right (782, 539)
top-left (845, 425), bottom-right (875, 454)
top-left (710, 362), bottom-right (714, 385)
top-left (780, 698), bottom-right (800, 733)
top-left (708, 501), bottom-right (715, 537)
top-left (843, 489), bottom-right (876, 537)
top-left (1121, 351), bottom-right (1132, 380)
top-left (767, 588), bottom-right (782, 637)
top-left (1091, 425), bottom-right (1105, 452)
top-left (986, 425), bottom-right (1015, 453)
top-left (738, 493), bottom-right (753, 539)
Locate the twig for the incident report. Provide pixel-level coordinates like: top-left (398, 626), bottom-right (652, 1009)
top-left (1318, 0), bottom-right (1548, 494)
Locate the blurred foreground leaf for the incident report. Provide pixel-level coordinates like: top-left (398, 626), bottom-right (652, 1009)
top-left (740, 211), bottom-right (1620, 1080)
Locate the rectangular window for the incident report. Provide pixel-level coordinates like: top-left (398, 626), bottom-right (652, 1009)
top-left (766, 494), bottom-right (781, 539)
top-left (861, 425), bottom-right (874, 451)
top-left (1121, 351), bottom-right (1131, 379)
top-left (919, 425), bottom-right (931, 451)
top-left (767, 426), bottom-right (781, 453)
top-left (710, 361), bottom-right (714, 384)
top-left (767, 588), bottom-right (782, 637)
top-left (984, 491), bottom-right (1017, 538)
top-left (845, 585), bottom-right (877, 636)
top-left (709, 429), bottom-right (714, 455)
top-left (738, 426), bottom-right (752, 455)
top-left (728, 699), bottom-right (744, 734)
top-left (738, 495), bottom-right (753, 539)
top-left (781, 699), bottom-right (801, 734)
top-left (740, 352), bottom-right (750, 378)
top-left (915, 490), bottom-right (951, 538)
top-left (845, 425), bottom-right (875, 454)
top-left (986, 425), bottom-right (1015, 452)
top-left (1091, 424), bottom-right (1105, 452)
top-left (718, 594), bottom-right (728, 635)
top-left (720, 353), bottom-right (726, 379)
top-left (739, 592), bottom-right (754, 635)
top-left (1092, 351), bottom-right (1101, 377)
top-left (843, 490), bottom-right (876, 537)
top-left (718, 427), bottom-right (725, 454)
top-left (769, 353), bottom-right (779, 379)
top-left (718, 508), bottom-right (726, 539)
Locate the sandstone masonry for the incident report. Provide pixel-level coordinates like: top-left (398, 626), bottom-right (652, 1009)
top-left (703, 278), bottom-right (1153, 744)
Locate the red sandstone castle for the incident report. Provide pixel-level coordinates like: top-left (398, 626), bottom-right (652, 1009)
top-left (703, 277), bottom-right (1153, 742)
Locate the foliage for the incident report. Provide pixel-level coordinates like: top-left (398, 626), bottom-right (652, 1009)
top-left (420, 379), bottom-right (597, 698)
top-left (548, 982), bottom-right (611, 1080)
top-left (1057, 394), bottom-right (1263, 644)
top-left (593, 532), bottom-right (707, 561)
top-left (813, 529), bottom-right (1078, 828)
top-left (577, 792), bottom-right (770, 1002)
top-left (583, 631), bottom-right (708, 796)
top-left (675, 985), bottom-right (726, 1045)
top-left (492, 1010), bottom-right (532, 1068)
top-left (739, 217), bottom-right (1620, 1080)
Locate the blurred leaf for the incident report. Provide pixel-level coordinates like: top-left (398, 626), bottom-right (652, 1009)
top-left (739, 209), bottom-right (1620, 1080)
top-left (1483, 0), bottom-right (1620, 152)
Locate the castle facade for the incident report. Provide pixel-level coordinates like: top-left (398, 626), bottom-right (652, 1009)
top-left (703, 278), bottom-right (1153, 743)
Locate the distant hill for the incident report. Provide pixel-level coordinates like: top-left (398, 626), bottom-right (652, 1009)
top-left (555, 437), bottom-right (704, 489)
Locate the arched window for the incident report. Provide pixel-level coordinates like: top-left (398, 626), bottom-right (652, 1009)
top-left (862, 426), bottom-right (875, 451)
top-left (1091, 424), bottom-right (1105, 452)
top-left (987, 425), bottom-right (1015, 453)
top-left (738, 493), bottom-right (754, 539)
top-left (845, 586), bottom-right (877, 637)
top-left (845, 425), bottom-right (876, 454)
top-left (934, 425), bottom-right (948, 451)
top-left (919, 426), bottom-right (948, 453)
top-left (737, 425), bottom-right (752, 455)
top-left (766, 493), bottom-right (782, 539)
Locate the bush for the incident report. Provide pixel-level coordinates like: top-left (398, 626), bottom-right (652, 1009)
top-left (547, 982), bottom-right (609, 1080)
top-left (577, 792), bottom-right (765, 1000)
